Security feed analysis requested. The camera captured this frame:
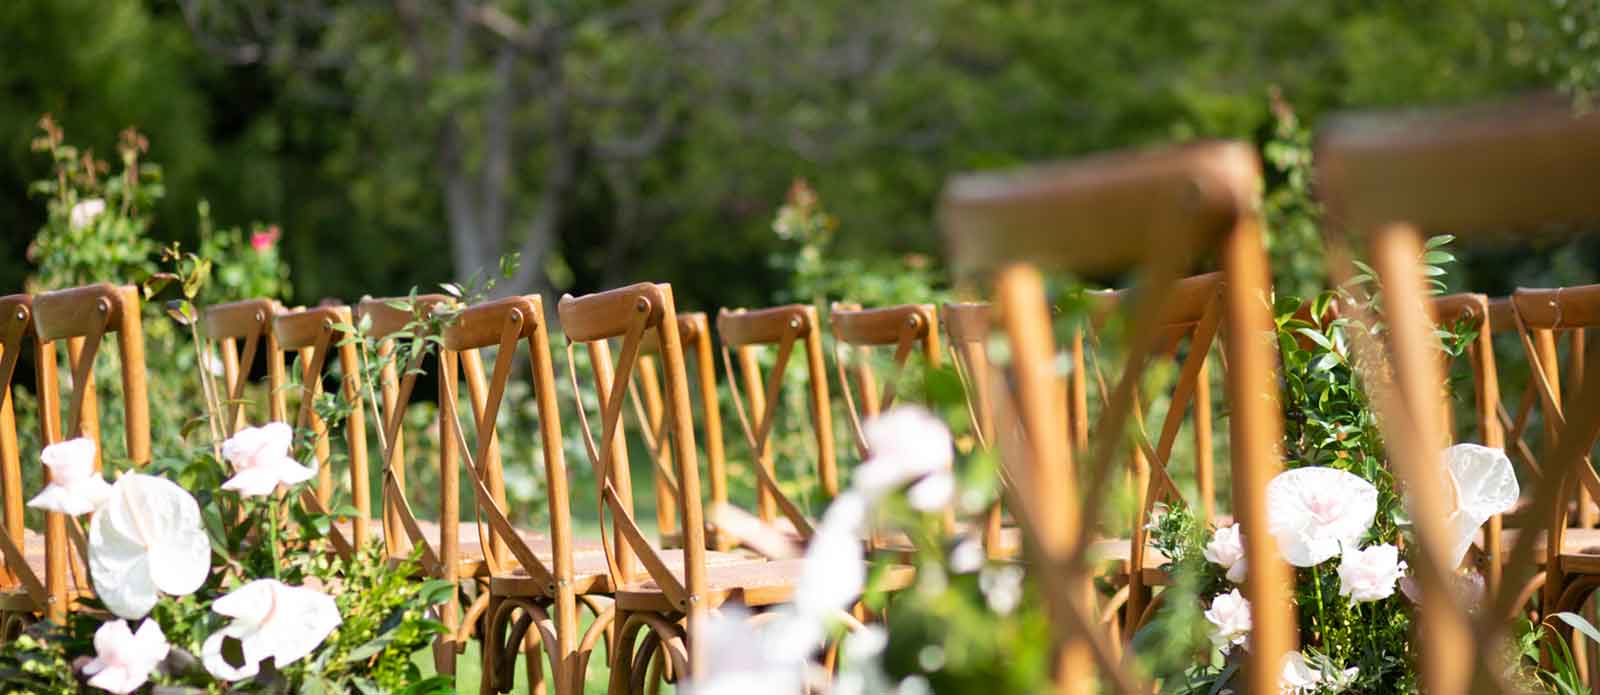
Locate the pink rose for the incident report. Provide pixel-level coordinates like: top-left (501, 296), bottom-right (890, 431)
top-left (251, 225), bottom-right (281, 252)
top-left (1336, 543), bottom-right (1407, 603)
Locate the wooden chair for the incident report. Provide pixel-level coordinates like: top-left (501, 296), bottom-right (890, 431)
top-left (828, 303), bottom-right (941, 461)
top-left (1316, 93), bottom-right (1600, 693)
top-left (271, 304), bottom-right (371, 555)
top-left (557, 283), bottom-right (827, 694)
top-left (0, 284), bottom-right (152, 631)
top-left (629, 312), bottom-right (736, 552)
top-left (939, 302), bottom-right (1016, 558)
top-left (712, 304), bottom-right (838, 549)
top-left (200, 299), bottom-right (288, 434)
top-left (431, 294), bottom-right (613, 695)
top-left (941, 141), bottom-right (1290, 694)
top-left (0, 294), bottom-right (62, 638)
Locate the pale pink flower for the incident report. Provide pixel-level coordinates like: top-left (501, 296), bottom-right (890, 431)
top-left (27, 437), bottom-right (110, 515)
top-left (81, 619), bottom-right (170, 694)
top-left (89, 474), bottom-right (211, 619)
top-left (1205, 588), bottom-right (1252, 654)
top-left (853, 406), bottom-right (953, 501)
top-left (220, 422), bottom-right (315, 497)
top-left (1337, 543), bottom-right (1407, 603)
top-left (1266, 467), bottom-right (1378, 567)
top-left (69, 198), bottom-right (106, 230)
top-left (1204, 523), bottom-right (1249, 584)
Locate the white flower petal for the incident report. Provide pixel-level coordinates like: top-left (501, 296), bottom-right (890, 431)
top-left (204, 580), bottom-right (340, 680)
top-left (89, 474), bottom-right (210, 619)
top-left (221, 466), bottom-right (291, 497)
top-left (906, 471), bottom-right (954, 512)
top-left (1441, 444), bottom-right (1520, 567)
top-left (202, 630), bottom-right (259, 682)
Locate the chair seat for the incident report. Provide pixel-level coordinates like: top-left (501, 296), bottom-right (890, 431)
top-left (1477, 528), bottom-right (1600, 566)
top-left (1088, 538), bottom-right (1172, 587)
top-left (1, 530), bottom-right (92, 612)
top-left (490, 547), bottom-right (761, 598)
top-left (336, 518), bottom-right (605, 577)
top-left (614, 557), bottom-right (917, 612)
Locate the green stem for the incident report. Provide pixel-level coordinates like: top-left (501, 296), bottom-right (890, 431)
top-left (1313, 567), bottom-right (1329, 643)
top-left (265, 499), bottom-right (282, 579)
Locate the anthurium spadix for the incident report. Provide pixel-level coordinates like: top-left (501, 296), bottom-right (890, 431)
top-left (89, 474), bottom-right (211, 619)
top-left (1266, 467), bottom-right (1379, 567)
top-left (202, 579), bottom-right (341, 681)
top-left (27, 437), bottom-right (111, 516)
top-left (1440, 443), bottom-right (1520, 567)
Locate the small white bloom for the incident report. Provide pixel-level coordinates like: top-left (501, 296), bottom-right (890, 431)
top-left (202, 350), bottom-right (226, 377)
top-left (906, 470), bottom-right (954, 512)
top-left (220, 422), bottom-right (315, 497)
top-left (853, 406), bottom-right (953, 501)
top-left (69, 198), bottom-right (106, 230)
top-left (793, 493), bottom-right (867, 624)
top-left (81, 619), bottom-right (170, 694)
top-left (686, 605), bottom-right (806, 695)
top-left (202, 579), bottom-right (341, 681)
top-left (1440, 444), bottom-right (1520, 568)
top-left (948, 536), bottom-right (984, 574)
top-left (1204, 524), bottom-right (1250, 584)
top-left (1337, 543), bottom-right (1406, 603)
top-left (89, 474), bottom-right (211, 619)
top-left (1266, 467), bottom-right (1378, 567)
top-left (1280, 651), bottom-right (1322, 694)
top-left (979, 564), bottom-right (1025, 615)
top-left (27, 437), bottom-right (110, 515)
top-left (1205, 588), bottom-right (1252, 654)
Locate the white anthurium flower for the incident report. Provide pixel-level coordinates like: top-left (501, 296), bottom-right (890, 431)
top-left (1280, 651), bottom-right (1359, 694)
top-left (1204, 588), bottom-right (1252, 654)
top-left (27, 437), bottom-right (110, 515)
top-left (202, 579), bottom-right (341, 681)
top-left (685, 604), bottom-right (806, 695)
top-left (1337, 543), bottom-right (1407, 603)
top-left (1204, 524), bottom-right (1250, 584)
top-left (1440, 443), bottom-right (1520, 568)
top-left (69, 198), bottom-right (106, 230)
top-left (853, 406), bottom-right (954, 501)
top-left (905, 469), bottom-right (955, 512)
top-left (81, 619), bottom-right (170, 695)
top-left (220, 422), bottom-right (315, 497)
top-left (1266, 467), bottom-right (1378, 567)
top-left (89, 474), bottom-right (211, 619)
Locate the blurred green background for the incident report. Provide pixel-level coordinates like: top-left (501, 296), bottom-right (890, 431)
top-left (7, 0), bottom-right (1598, 309)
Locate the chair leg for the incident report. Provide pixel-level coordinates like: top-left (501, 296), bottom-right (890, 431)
top-left (608, 609), bottom-right (635, 695)
top-left (525, 625), bottom-right (546, 695)
top-left (480, 594), bottom-right (501, 695)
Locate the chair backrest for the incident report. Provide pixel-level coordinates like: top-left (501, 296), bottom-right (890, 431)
top-left (201, 299), bottom-right (287, 433)
top-left (828, 303), bottom-right (941, 459)
top-left (1316, 94), bottom-right (1600, 694)
top-left (439, 295), bottom-right (581, 663)
top-left (0, 294), bottom-right (65, 621)
top-left (716, 304), bottom-right (836, 541)
top-left (942, 141), bottom-right (1287, 694)
top-left (28, 283), bottom-right (152, 623)
top-left (558, 283), bottom-right (708, 654)
top-left (272, 304), bottom-right (369, 553)
top-left (630, 312), bottom-right (731, 550)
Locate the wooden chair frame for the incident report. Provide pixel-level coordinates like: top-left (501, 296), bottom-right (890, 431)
top-left (1316, 93), bottom-right (1600, 694)
top-left (714, 304), bottom-right (838, 546)
top-left (829, 303), bottom-right (941, 460)
top-left (200, 299), bottom-right (288, 433)
top-left (941, 141), bottom-right (1289, 694)
top-left (0, 294), bottom-right (61, 634)
top-left (271, 305), bottom-right (370, 555)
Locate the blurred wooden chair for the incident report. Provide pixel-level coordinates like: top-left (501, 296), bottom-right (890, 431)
top-left (271, 304), bottom-right (370, 555)
top-left (942, 141), bottom-right (1290, 694)
top-left (559, 283), bottom-right (870, 695)
top-left (629, 312), bottom-right (736, 552)
top-left (201, 299), bottom-right (288, 433)
top-left (0, 294), bottom-right (62, 638)
top-left (939, 301), bottom-right (1020, 559)
top-left (828, 303), bottom-right (941, 460)
top-left (0, 284), bottom-right (152, 630)
top-left (1316, 93), bottom-right (1600, 693)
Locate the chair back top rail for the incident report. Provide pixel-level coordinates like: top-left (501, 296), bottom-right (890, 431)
top-left (202, 299), bottom-right (282, 340)
top-left (830, 303), bottom-right (938, 347)
top-left (274, 305), bottom-right (353, 351)
top-left (357, 294), bottom-right (453, 340)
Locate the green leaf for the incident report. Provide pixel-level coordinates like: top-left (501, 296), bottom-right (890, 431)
top-left (1425, 234), bottom-right (1456, 249)
top-left (1422, 250), bottom-right (1455, 265)
top-left (417, 579), bottom-right (455, 606)
top-left (343, 632), bottom-right (397, 663)
top-left (1294, 327), bottom-right (1333, 351)
top-left (1555, 612), bottom-right (1600, 644)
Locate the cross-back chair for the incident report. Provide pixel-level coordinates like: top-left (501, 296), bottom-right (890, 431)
top-left (271, 304), bottom-right (370, 556)
top-left (558, 283), bottom-right (827, 694)
top-left (828, 303), bottom-right (941, 462)
top-left (0, 294), bottom-right (60, 638)
top-left (712, 304), bottom-right (838, 550)
top-left (629, 312), bottom-right (735, 552)
top-left (938, 302), bottom-right (1017, 554)
top-left (432, 294), bottom-right (615, 695)
top-left (941, 141), bottom-right (1291, 694)
top-left (1, 284), bottom-right (152, 630)
top-left (200, 299), bottom-right (288, 433)
top-left (1316, 93), bottom-right (1600, 694)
